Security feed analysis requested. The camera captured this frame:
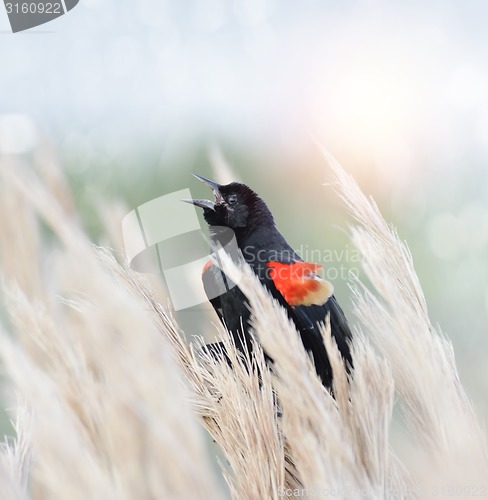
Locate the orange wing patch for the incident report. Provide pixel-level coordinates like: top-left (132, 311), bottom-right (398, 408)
top-left (267, 261), bottom-right (334, 307)
top-left (202, 260), bottom-right (214, 274)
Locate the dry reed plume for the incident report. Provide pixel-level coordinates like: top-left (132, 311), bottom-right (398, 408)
top-left (0, 145), bottom-right (486, 499)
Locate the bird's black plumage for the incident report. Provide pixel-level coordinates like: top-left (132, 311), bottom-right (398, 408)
top-left (190, 176), bottom-right (353, 389)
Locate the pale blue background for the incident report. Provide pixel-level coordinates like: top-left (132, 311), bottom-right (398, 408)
top-left (1, 0), bottom-right (487, 421)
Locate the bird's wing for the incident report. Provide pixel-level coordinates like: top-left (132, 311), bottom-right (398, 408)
top-left (263, 257), bottom-right (353, 382)
top-left (201, 261), bottom-right (254, 354)
top-left (202, 260), bottom-right (224, 322)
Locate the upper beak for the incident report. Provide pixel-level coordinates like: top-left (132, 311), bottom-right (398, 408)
top-left (181, 174), bottom-right (223, 210)
top-left (192, 173), bottom-right (221, 193)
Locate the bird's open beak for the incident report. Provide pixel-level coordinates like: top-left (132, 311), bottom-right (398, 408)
top-left (181, 174), bottom-right (223, 211)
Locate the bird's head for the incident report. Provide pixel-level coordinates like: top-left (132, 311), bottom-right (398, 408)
top-left (184, 174), bottom-right (274, 232)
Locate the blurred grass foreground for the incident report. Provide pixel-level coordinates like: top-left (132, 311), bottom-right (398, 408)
top-left (0, 147), bottom-right (487, 500)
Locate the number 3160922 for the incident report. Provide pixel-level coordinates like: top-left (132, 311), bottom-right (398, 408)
top-left (5, 2), bottom-right (62, 14)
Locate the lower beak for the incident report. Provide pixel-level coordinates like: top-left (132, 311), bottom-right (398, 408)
top-left (182, 198), bottom-right (216, 210)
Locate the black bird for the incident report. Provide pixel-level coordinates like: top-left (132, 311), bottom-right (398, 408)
top-left (187, 174), bottom-right (353, 389)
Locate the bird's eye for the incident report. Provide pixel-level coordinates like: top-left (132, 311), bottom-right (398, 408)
top-left (227, 194), bottom-right (237, 205)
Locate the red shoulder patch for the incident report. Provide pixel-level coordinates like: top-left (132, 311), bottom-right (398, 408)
top-left (202, 260), bottom-right (214, 275)
top-left (266, 261), bottom-right (333, 307)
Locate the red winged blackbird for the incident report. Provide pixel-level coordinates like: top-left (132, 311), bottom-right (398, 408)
top-left (187, 174), bottom-right (353, 389)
